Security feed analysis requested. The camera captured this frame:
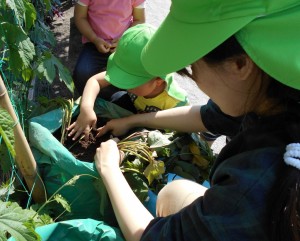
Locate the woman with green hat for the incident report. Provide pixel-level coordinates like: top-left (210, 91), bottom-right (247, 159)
top-left (94, 0), bottom-right (300, 240)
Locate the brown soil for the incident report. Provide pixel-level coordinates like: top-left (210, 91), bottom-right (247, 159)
top-left (52, 117), bottom-right (111, 162)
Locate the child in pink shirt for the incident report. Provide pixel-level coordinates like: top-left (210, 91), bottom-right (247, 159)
top-left (73, 0), bottom-right (145, 95)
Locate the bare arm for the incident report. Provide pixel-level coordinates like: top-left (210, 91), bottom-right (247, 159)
top-left (74, 3), bottom-right (111, 53)
top-left (67, 72), bottom-right (110, 140)
top-left (95, 139), bottom-right (153, 241)
top-left (131, 7), bottom-right (145, 26)
top-left (97, 105), bottom-right (207, 137)
top-left (80, 72), bottom-right (110, 110)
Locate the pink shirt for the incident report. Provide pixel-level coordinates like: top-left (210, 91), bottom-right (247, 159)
top-left (79, 0), bottom-right (145, 43)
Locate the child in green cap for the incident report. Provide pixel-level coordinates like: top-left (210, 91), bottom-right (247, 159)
top-left (93, 0), bottom-right (300, 241)
top-left (67, 23), bottom-right (189, 140)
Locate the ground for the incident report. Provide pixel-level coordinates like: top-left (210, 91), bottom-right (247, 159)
top-left (50, 0), bottom-right (81, 99)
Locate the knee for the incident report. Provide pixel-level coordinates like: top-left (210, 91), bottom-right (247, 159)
top-left (156, 179), bottom-right (207, 217)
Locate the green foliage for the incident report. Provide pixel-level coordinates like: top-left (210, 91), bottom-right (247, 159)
top-left (0, 0), bottom-right (74, 92)
top-left (118, 130), bottom-right (217, 198)
top-left (0, 200), bottom-right (52, 241)
top-left (52, 194), bottom-right (71, 213)
top-left (0, 107), bottom-right (16, 158)
top-left (36, 51), bottom-right (74, 92)
top-left (124, 172), bottom-right (149, 202)
top-left (0, 144), bottom-right (12, 174)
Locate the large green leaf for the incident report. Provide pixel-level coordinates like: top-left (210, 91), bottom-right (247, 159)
top-left (57, 63), bottom-right (75, 94)
top-left (7, 0), bottom-right (36, 31)
top-left (36, 52), bottom-right (74, 93)
top-left (0, 201), bottom-right (41, 241)
top-left (2, 22), bottom-right (35, 75)
top-left (30, 21), bottom-right (56, 47)
top-left (6, 0), bottom-right (25, 27)
top-left (0, 107), bottom-right (16, 158)
top-left (36, 52), bottom-right (56, 82)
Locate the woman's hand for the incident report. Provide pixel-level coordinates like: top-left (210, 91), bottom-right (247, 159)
top-left (94, 138), bottom-right (153, 241)
top-left (96, 118), bottom-right (132, 138)
top-left (67, 109), bottom-right (97, 141)
top-left (94, 138), bottom-right (122, 176)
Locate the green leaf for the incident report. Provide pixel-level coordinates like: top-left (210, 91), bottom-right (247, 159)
top-left (0, 107), bottom-right (16, 158)
top-left (0, 142), bottom-right (12, 174)
top-left (24, 0), bottom-right (36, 31)
top-left (30, 21), bottom-right (56, 46)
top-left (6, 0), bottom-right (25, 27)
top-left (21, 68), bottom-right (33, 82)
top-left (147, 130), bottom-right (173, 148)
top-left (0, 181), bottom-right (15, 200)
top-left (42, 0), bottom-right (51, 11)
top-left (0, 0), bottom-right (6, 9)
top-left (36, 52), bottom-right (55, 82)
top-left (2, 23), bottom-right (35, 75)
top-left (143, 160), bottom-right (165, 185)
top-left (36, 52), bottom-right (74, 93)
top-left (0, 201), bottom-right (41, 241)
top-left (124, 172), bottom-right (149, 202)
top-left (57, 63), bottom-right (75, 94)
top-left (53, 194), bottom-right (71, 213)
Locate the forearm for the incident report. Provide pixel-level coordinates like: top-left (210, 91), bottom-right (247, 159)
top-left (126, 105), bottom-right (206, 133)
top-left (75, 18), bottom-right (98, 43)
top-left (80, 76), bottom-right (101, 111)
top-left (101, 168), bottom-right (153, 241)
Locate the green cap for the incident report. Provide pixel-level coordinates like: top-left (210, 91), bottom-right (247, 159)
top-left (105, 23), bottom-right (167, 89)
top-left (141, 0), bottom-right (300, 90)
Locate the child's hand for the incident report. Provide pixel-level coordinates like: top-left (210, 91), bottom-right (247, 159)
top-left (94, 37), bottom-right (111, 53)
top-left (96, 118), bottom-right (131, 138)
top-left (67, 110), bottom-right (97, 141)
top-left (109, 38), bottom-right (119, 53)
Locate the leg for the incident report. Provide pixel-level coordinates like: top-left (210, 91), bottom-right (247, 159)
top-left (156, 179), bottom-right (207, 217)
top-left (73, 43), bottom-right (110, 94)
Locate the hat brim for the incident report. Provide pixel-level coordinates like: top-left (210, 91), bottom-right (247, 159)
top-left (105, 54), bottom-right (151, 89)
top-left (141, 12), bottom-right (255, 76)
top-left (236, 5), bottom-right (300, 90)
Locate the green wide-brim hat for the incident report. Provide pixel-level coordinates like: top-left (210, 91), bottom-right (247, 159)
top-left (105, 23), bottom-right (167, 89)
top-left (141, 0), bottom-right (300, 90)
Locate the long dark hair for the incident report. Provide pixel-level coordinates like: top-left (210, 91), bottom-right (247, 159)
top-left (178, 36), bottom-right (300, 241)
